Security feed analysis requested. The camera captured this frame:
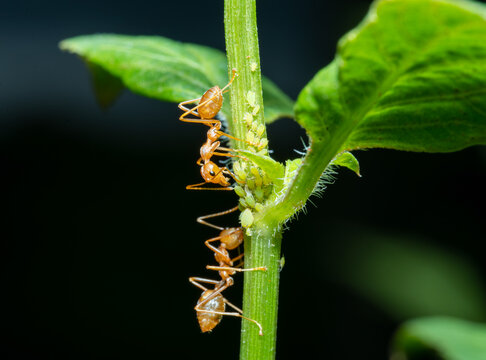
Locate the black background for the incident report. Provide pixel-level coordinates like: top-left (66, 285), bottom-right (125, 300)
top-left (2, 1), bottom-right (486, 359)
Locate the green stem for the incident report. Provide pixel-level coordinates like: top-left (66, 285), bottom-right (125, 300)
top-left (240, 220), bottom-right (281, 360)
top-left (224, 1), bottom-right (281, 359)
top-left (224, 0), bottom-right (266, 144)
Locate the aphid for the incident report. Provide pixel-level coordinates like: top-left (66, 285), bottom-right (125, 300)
top-left (178, 69), bottom-right (246, 190)
top-left (189, 206), bottom-right (266, 334)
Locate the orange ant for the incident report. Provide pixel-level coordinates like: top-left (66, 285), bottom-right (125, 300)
top-left (178, 69), bottom-right (246, 191)
top-left (189, 206), bottom-right (266, 334)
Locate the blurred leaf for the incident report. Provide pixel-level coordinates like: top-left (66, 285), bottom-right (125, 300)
top-left (60, 34), bottom-right (293, 123)
top-left (331, 151), bottom-right (361, 176)
top-left (393, 317), bottom-right (486, 360)
top-left (261, 77), bottom-right (294, 124)
top-left (86, 61), bottom-right (124, 108)
top-left (325, 231), bottom-right (486, 321)
top-left (295, 0), bottom-right (486, 153)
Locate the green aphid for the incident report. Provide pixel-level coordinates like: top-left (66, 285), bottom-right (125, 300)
top-left (239, 197), bottom-right (248, 209)
top-left (256, 124), bottom-right (265, 137)
top-left (251, 169), bottom-right (262, 188)
top-left (233, 161), bottom-right (242, 174)
top-left (250, 166), bottom-right (260, 177)
top-left (235, 167), bottom-right (247, 182)
top-left (246, 130), bottom-right (256, 145)
top-left (245, 193), bottom-right (256, 208)
top-left (243, 112), bottom-right (253, 127)
top-left (254, 188), bottom-right (264, 201)
top-left (258, 138), bottom-right (268, 149)
top-left (262, 173), bottom-right (272, 186)
top-left (252, 105), bottom-right (260, 115)
top-left (240, 208), bottom-right (254, 228)
top-left (234, 185), bottom-right (246, 198)
top-left (246, 91), bottom-right (256, 107)
top-left (251, 121), bottom-right (259, 132)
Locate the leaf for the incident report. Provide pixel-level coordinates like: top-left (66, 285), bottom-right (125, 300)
top-left (323, 230), bottom-right (486, 321)
top-left (393, 317), bottom-right (486, 360)
top-left (331, 151), bottom-right (361, 176)
top-left (262, 0), bottom-right (486, 225)
top-left (86, 61), bottom-right (124, 108)
top-left (295, 0), bottom-right (486, 153)
top-left (60, 34), bottom-right (293, 123)
top-left (237, 150), bottom-right (285, 185)
top-left (262, 77), bottom-right (294, 124)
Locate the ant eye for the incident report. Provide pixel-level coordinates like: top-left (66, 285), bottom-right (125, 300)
top-left (210, 170), bottom-right (215, 176)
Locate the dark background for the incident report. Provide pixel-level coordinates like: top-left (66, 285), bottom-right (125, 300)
top-left (2, 1), bottom-right (486, 359)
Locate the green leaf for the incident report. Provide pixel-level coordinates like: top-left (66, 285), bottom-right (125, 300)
top-left (331, 151), bottom-right (361, 176)
top-left (323, 230), bottom-right (486, 320)
top-left (393, 317), bottom-right (486, 360)
top-left (86, 61), bottom-right (124, 108)
top-left (237, 150), bottom-right (285, 185)
top-left (261, 77), bottom-right (294, 124)
top-left (60, 34), bottom-right (293, 123)
top-left (296, 0), bottom-right (486, 153)
top-left (258, 0), bottom-right (486, 225)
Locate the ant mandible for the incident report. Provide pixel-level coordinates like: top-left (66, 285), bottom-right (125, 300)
top-left (178, 69), bottom-right (245, 190)
top-left (189, 206), bottom-right (266, 334)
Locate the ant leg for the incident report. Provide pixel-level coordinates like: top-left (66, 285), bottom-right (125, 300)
top-left (189, 277), bottom-right (221, 292)
top-left (197, 206), bottom-right (239, 230)
top-left (230, 243), bottom-right (244, 268)
top-left (231, 253), bottom-right (244, 264)
top-left (216, 131), bottom-right (249, 144)
top-left (204, 236), bottom-right (229, 260)
top-left (206, 265), bottom-right (267, 272)
top-left (194, 278), bottom-right (233, 309)
top-left (179, 91), bottom-right (223, 122)
top-left (196, 294), bottom-right (263, 336)
top-left (178, 98), bottom-right (201, 117)
top-left (186, 182), bottom-right (234, 191)
top-left (211, 149), bottom-right (246, 160)
top-left (179, 70), bottom-right (236, 123)
top-left (220, 69), bottom-right (238, 92)
top-left (222, 167), bottom-right (244, 185)
top-left (211, 151), bottom-right (238, 158)
top-left (222, 298), bottom-right (264, 336)
top-left (195, 308), bottom-right (263, 336)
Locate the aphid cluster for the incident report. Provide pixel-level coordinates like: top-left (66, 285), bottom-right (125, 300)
top-left (179, 70), bottom-right (266, 334)
top-left (232, 85), bottom-right (273, 233)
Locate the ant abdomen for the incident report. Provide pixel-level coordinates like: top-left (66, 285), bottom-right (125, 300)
top-left (197, 289), bottom-right (225, 332)
top-left (198, 86), bottom-right (223, 119)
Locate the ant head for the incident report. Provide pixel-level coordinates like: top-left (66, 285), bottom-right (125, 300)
top-left (220, 227), bottom-right (244, 250)
top-left (201, 162), bottom-right (230, 187)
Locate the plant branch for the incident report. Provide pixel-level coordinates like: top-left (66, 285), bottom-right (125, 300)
top-left (224, 1), bottom-right (281, 359)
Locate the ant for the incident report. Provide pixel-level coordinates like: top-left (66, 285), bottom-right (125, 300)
top-left (189, 206), bottom-right (266, 334)
top-left (178, 69), bottom-right (246, 191)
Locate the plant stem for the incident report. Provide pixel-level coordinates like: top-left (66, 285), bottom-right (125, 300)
top-left (224, 0), bottom-right (266, 145)
top-left (224, 1), bottom-right (282, 359)
top-left (240, 220), bottom-right (282, 360)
